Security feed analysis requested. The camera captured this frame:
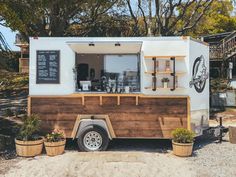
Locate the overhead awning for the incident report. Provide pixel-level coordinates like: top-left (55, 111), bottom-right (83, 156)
top-left (66, 41), bottom-right (142, 54)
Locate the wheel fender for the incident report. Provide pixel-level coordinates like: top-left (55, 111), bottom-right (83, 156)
top-left (75, 119), bottom-right (112, 140)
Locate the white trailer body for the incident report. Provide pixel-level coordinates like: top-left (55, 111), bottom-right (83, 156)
top-left (29, 37), bottom-right (209, 140)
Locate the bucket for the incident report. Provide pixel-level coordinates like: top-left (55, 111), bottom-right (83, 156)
top-left (172, 141), bottom-right (193, 157)
top-left (44, 139), bottom-right (66, 156)
top-left (15, 138), bottom-right (43, 157)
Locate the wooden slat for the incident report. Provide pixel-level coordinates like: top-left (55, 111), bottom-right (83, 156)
top-left (107, 113), bottom-right (185, 121)
top-left (30, 94), bottom-right (189, 99)
top-left (144, 56), bottom-right (185, 60)
top-left (111, 120), bottom-right (187, 130)
top-left (145, 87), bottom-right (186, 90)
top-left (99, 96), bottom-right (103, 106)
top-left (136, 96), bottom-right (139, 105)
top-left (117, 96), bottom-right (120, 105)
top-left (30, 96), bottom-right (188, 139)
top-left (82, 96), bottom-right (85, 105)
top-left (145, 71), bottom-right (186, 75)
top-left (114, 129), bottom-right (173, 138)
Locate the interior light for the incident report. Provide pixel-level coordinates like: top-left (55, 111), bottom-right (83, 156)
top-left (115, 42), bottom-right (121, 46)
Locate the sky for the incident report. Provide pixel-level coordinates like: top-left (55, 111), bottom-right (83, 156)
top-left (0, 25), bottom-right (19, 51)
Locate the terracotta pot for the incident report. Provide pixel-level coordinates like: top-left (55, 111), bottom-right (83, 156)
top-left (172, 140), bottom-right (193, 157)
top-left (15, 138), bottom-right (43, 157)
top-left (44, 139), bottom-right (66, 156)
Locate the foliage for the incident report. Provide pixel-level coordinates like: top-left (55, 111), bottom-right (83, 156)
top-left (172, 128), bottom-right (195, 143)
top-left (210, 78), bottom-right (229, 93)
top-left (0, 0), bottom-right (121, 40)
top-left (0, 51), bottom-right (20, 72)
top-left (45, 129), bottom-right (65, 142)
top-left (161, 77), bottom-right (170, 82)
top-left (17, 115), bottom-right (41, 141)
top-left (0, 0), bottom-right (218, 38)
top-left (0, 72), bottom-right (28, 92)
top-left (0, 0), bottom-right (235, 41)
top-left (186, 1), bottom-right (236, 37)
top-left (126, 0), bottom-right (214, 36)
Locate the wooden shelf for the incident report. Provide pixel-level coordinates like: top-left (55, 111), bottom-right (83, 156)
top-left (144, 87), bottom-right (186, 90)
top-left (145, 71), bottom-right (186, 75)
top-left (144, 56), bottom-right (185, 60)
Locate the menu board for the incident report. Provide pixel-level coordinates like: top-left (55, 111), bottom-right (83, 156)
top-left (36, 50), bottom-right (60, 84)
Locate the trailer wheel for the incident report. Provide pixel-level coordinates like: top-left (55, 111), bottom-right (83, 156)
top-left (77, 125), bottom-right (109, 152)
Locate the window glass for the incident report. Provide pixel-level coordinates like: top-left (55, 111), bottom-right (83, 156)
top-left (76, 54), bottom-right (140, 93)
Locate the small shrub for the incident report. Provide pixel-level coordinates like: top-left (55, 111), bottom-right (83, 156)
top-left (45, 129), bottom-right (65, 142)
top-left (16, 114), bottom-right (41, 141)
top-left (171, 128), bottom-right (195, 143)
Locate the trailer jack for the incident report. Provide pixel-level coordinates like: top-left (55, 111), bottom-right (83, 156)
top-left (204, 117), bottom-right (229, 143)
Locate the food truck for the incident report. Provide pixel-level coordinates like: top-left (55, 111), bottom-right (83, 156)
top-left (28, 37), bottom-right (209, 151)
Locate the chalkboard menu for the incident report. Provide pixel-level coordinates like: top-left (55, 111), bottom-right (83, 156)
top-left (36, 50), bottom-right (60, 84)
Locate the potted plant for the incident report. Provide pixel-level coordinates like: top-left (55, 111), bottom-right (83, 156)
top-left (161, 77), bottom-right (170, 88)
top-left (171, 128), bottom-right (195, 157)
top-left (44, 129), bottom-right (66, 156)
top-left (15, 114), bottom-right (43, 157)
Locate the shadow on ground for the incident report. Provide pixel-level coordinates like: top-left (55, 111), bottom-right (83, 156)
top-left (65, 135), bottom-right (221, 153)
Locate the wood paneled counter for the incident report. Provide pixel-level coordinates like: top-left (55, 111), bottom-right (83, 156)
top-left (28, 93), bottom-right (190, 138)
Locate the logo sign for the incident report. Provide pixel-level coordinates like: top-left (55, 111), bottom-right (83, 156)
top-left (189, 55), bottom-right (208, 93)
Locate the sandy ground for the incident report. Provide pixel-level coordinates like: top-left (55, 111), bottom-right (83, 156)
top-left (1, 136), bottom-right (236, 177)
top-left (2, 151), bottom-right (196, 177)
top-left (1, 90), bottom-right (236, 177)
top-left (210, 108), bottom-right (236, 127)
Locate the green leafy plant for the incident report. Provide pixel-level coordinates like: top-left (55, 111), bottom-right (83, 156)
top-left (0, 72), bottom-right (28, 92)
top-left (171, 128), bottom-right (195, 143)
top-left (45, 129), bottom-right (65, 142)
top-left (161, 77), bottom-right (170, 82)
top-left (17, 114), bottom-right (41, 141)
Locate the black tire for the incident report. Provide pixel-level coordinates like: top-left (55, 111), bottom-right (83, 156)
top-left (77, 125), bottom-right (109, 152)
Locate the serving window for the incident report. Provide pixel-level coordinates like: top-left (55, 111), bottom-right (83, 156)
top-left (75, 54), bottom-right (140, 93)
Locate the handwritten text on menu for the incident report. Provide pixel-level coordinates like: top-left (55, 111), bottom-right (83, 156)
top-left (36, 50), bottom-right (60, 84)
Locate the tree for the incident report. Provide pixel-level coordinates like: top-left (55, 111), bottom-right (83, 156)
top-left (65, 0), bottom-right (130, 37)
top-left (186, 1), bottom-right (236, 37)
top-left (0, 0), bottom-right (86, 41)
top-left (0, 0), bottom-right (233, 40)
top-left (125, 0), bottom-right (214, 36)
top-left (0, 0), bottom-right (124, 40)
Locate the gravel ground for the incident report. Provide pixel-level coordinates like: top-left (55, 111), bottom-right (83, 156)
top-left (189, 140), bottom-right (236, 177)
top-left (1, 92), bottom-right (236, 177)
top-left (0, 136), bottom-right (236, 177)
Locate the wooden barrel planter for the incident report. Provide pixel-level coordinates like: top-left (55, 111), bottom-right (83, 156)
top-left (229, 126), bottom-right (236, 144)
top-left (44, 139), bottom-right (66, 156)
top-left (15, 138), bottom-right (44, 157)
top-left (172, 141), bottom-right (193, 157)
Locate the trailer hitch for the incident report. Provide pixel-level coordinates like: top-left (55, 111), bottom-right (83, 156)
top-left (204, 117), bottom-right (229, 143)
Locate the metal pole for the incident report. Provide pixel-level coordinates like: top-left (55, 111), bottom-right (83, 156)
top-left (219, 117), bottom-right (223, 143)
